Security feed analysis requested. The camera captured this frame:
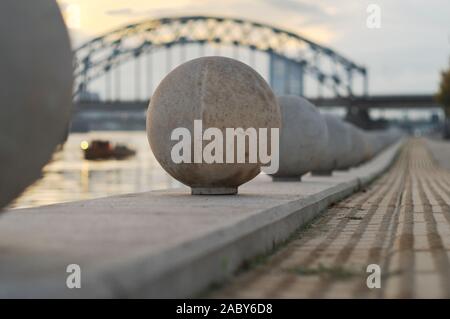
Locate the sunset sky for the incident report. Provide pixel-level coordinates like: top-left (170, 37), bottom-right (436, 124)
top-left (57, 0), bottom-right (450, 94)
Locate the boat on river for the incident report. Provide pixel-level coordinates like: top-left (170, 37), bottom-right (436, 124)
top-left (81, 140), bottom-right (136, 160)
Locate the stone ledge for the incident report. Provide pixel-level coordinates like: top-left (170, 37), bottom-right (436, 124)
top-left (0, 141), bottom-right (403, 298)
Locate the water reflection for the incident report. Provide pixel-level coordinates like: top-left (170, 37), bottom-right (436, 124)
top-left (11, 131), bottom-right (180, 209)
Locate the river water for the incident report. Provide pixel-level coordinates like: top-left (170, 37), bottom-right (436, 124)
top-left (10, 131), bottom-right (181, 209)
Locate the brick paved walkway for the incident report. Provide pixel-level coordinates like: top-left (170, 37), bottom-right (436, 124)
top-left (212, 139), bottom-right (450, 298)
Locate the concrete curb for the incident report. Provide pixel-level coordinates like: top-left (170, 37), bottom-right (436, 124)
top-left (0, 140), bottom-right (403, 298)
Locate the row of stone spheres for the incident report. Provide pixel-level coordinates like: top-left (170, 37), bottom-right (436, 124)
top-left (0, 1), bottom-right (401, 209)
top-left (147, 57), bottom-right (402, 195)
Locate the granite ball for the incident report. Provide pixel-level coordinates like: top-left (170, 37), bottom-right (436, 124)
top-left (0, 0), bottom-right (73, 209)
top-left (147, 57), bottom-right (281, 195)
top-left (361, 131), bottom-right (376, 162)
top-left (347, 126), bottom-right (367, 167)
top-left (312, 115), bottom-right (352, 175)
top-left (366, 131), bottom-right (386, 156)
top-left (334, 121), bottom-right (355, 170)
top-left (270, 95), bottom-right (328, 180)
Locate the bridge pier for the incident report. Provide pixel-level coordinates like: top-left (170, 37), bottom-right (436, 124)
top-left (344, 105), bottom-right (390, 130)
top-left (345, 106), bottom-right (374, 130)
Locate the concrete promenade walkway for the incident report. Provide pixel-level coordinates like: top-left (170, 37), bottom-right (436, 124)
top-left (213, 139), bottom-right (450, 298)
top-left (0, 139), bottom-right (402, 298)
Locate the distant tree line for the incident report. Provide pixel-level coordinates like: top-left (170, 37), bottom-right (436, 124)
top-left (436, 58), bottom-right (450, 138)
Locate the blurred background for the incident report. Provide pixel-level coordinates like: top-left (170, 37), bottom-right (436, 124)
top-left (10, 0), bottom-right (450, 208)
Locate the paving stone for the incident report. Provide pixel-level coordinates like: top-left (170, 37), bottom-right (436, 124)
top-left (212, 139), bottom-right (450, 298)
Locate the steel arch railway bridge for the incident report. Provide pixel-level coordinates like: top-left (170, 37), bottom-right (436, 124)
top-left (73, 15), bottom-right (368, 101)
top-left (71, 15), bottom-right (440, 132)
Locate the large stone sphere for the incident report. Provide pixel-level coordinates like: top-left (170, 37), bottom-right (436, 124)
top-left (360, 131), bottom-right (375, 162)
top-left (378, 131), bottom-right (394, 149)
top-left (366, 130), bottom-right (386, 156)
top-left (0, 0), bottom-right (73, 209)
top-left (269, 95), bottom-right (328, 180)
top-left (147, 57), bottom-right (281, 195)
top-left (347, 126), bottom-right (367, 167)
top-left (384, 127), bottom-right (403, 145)
top-left (312, 115), bottom-right (351, 175)
top-left (334, 121), bottom-right (355, 170)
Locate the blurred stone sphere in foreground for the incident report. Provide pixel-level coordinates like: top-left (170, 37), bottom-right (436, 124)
top-left (270, 95), bottom-right (328, 180)
top-left (147, 57), bottom-right (281, 195)
top-left (0, 0), bottom-right (73, 209)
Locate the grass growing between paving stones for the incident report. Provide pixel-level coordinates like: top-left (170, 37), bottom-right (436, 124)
top-left (204, 144), bottom-right (405, 298)
top-left (238, 216), bottom-right (322, 273)
top-left (202, 189), bottom-right (370, 297)
top-left (209, 142), bottom-right (424, 298)
top-left (198, 212), bottom-right (331, 298)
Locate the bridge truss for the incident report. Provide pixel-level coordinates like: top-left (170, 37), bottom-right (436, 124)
top-left (73, 16), bottom-right (367, 101)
